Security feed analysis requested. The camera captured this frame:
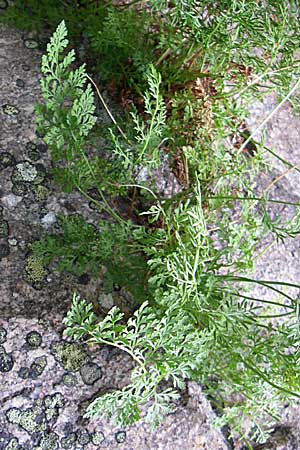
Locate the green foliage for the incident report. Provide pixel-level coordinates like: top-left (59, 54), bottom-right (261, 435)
top-left (31, 215), bottom-right (149, 300)
top-left (32, 7), bottom-right (300, 446)
top-left (35, 20), bottom-right (97, 194)
top-left (89, 7), bottom-right (155, 87)
top-left (64, 294), bottom-right (209, 426)
top-left (111, 64), bottom-right (167, 173)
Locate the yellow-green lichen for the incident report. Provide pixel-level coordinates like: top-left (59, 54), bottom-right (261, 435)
top-left (51, 342), bottom-right (88, 372)
top-left (24, 255), bottom-right (47, 288)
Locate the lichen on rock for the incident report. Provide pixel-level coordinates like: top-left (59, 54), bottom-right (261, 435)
top-left (51, 341), bottom-right (88, 372)
top-left (23, 255), bottom-right (47, 289)
top-left (0, 345), bottom-right (14, 372)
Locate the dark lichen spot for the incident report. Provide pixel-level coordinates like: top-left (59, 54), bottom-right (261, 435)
top-left (36, 143), bottom-right (48, 153)
top-left (77, 273), bottom-right (90, 285)
top-left (0, 152), bottom-right (16, 170)
top-left (91, 432), bottom-right (105, 445)
top-left (76, 430), bottom-right (90, 445)
top-left (4, 437), bottom-right (20, 450)
top-left (0, 241), bottom-right (10, 259)
top-left (61, 433), bottom-right (76, 449)
top-left (2, 104), bottom-right (20, 116)
top-left (0, 220), bottom-right (9, 238)
top-left (11, 182), bottom-right (28, 196)
top-left (0, 0), bottom-right (8, 10)
top-left (30, 356), bottom-right (47, 378)
top-left (80, 362), bottom-right (102, 385)
top-left (51, 342), bottom-right (88, 372)
top-left (36, 431), bottom-right (58, 450)
top-left (16, 78), bottom-right (25, 88)
top-left (24, 39), bottom-right (38, 50)
top-left (62, 373), bottom-right (77, 387)
top-left (0, 326), bottom-right (7, 344)
top-left (115, 431), bottom-right (126, 443)
top-left (18, 366), bottom-right (30, 379)
top-left (26, 142), bottom-right (41, 161)
top-left (26, 331), bottom-right (42, 348)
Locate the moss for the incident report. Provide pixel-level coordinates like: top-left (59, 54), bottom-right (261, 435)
top-left (24, 255), bottom-right (47, 289)
top-left (51, 342), bottom-right (88, 372)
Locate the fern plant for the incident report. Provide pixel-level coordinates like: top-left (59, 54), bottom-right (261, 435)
top-left (35, 16), bottom-right (300, 446)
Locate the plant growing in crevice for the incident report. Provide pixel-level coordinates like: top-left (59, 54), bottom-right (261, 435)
top-left (33, 11), bottom-right (300, 447)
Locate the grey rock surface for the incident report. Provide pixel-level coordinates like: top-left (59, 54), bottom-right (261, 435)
top-left (0, 24), bottom-right (229, 450)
